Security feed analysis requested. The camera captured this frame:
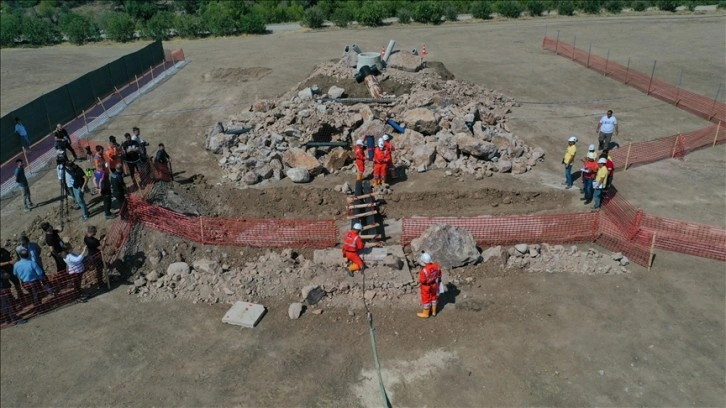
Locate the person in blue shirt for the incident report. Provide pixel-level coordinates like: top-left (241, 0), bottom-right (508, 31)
top-left (15, 159), bottom-right (34, 211)
top-left (13, 249), bottom-right (53, 307)
top-left (14, 117), bottom-right (31, 151)
top-left (15, 234), bottom-right (43, 271)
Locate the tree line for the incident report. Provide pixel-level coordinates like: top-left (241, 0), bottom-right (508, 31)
top-left (1, 0), bottom-right (722, 48)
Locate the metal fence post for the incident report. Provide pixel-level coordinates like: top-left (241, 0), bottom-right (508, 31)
top-left (604, 49), bottom-right (610, 76)
top-left (555, 30), bottom-right (560, 53)
top-left (587, 43), bottom-right (592, 67)
top-left (675, 70), bottom-right (683, 105)
top-left (710, 83), bottom-right (722, 120)
top-left (625, 57), bottom-right (631, 84)
top-left (571, 36), bottom-right (576, 60)
top-left (647, 60), bottom-right (657, 95)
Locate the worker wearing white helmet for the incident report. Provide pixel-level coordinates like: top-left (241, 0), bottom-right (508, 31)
top-left (580, 151), bottom-right (598, 204)
top-left (355, 139), bottom-right (366, 181)
top-left (416, 252), bottom-right (442, 318)
top-left (372, 138), bottom-right (390, 187)
top-left (382, 134), bottom-right (397, 179)
top-left (592, 157), bottom-right (610, 209)
top-left (342, 223), bottom-right (365, 276)
top-left (563, 136), bottom-right (578, 189)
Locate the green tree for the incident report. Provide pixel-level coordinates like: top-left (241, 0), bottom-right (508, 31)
top-left (174, 13), bottom-right (200, 38)
top-left (604, 0), bottom-right (623, 13)
top-left (357, 1), bottom-right (385, 26)
top-left (444, 4), bottom-right (459, 21)
top-left (22, 15), bottom-right (60, 45)
top-left (471, 1), bottom-right (493, 19)
top-left (143, 10), bottom-right (173, 40)
top-left (496, 0), bottom-right (524, 18)
top-left (200, 1), bottom-right (238, 36)
top-left (105, 12), bottom-right (136, 42)
top-left (413, 1), bottom-right (444, 24)
top-left (657, 0), bottom-right (677, 11)
top-left (632, 1), bottom-right (648, 11)
top-left (0, 12), bottom-right (22, 47)
top-left (580, 0), bottom-right (601, 13)
top-left (396, 7), bottom-right (413, 23)
top-left (526, 0), bottom-right (547, 16)
top-left (239, 11), bottom-right (266, 34)
top-left (124, 0), bottom-right (157, 21)
top-left (331, 7), bottom-right (354, 27)
top-left (60, 11), bottom-right (99, 45)
top-left (37, 0), bottom-right (58, 20)
top-left (557, 0), bottom-right (576, 15)
top-left (301, 5), bottom-right (325, 28)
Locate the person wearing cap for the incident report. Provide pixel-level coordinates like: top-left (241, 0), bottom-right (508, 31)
top-left (342, 223), bottom-right (365, 277)
top-left (417, 252), bottom-right (442, 318)
top-left (382, 134), bottom-right (396, 179)
top-left (592, 158), bottom-right (610, 209)
top-left (562, 136), bottom-right (577, 189)
top-left (372, 138), bottom-right (390, 187)
top-left (354, 139), bottom-right (366, 181)
top-left (580, 152), bottom-right (599, 204)
top-left (600, 149), bottom-right (615, 189)
top-left (596, 110), bottom-right (618, 150)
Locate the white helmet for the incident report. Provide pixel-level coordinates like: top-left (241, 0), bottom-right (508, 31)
top-left (356, 139), bottom-right (364, 146)
top-left (568, 136), bottom-right (578, 143)
top-left (378, 138), bottom-right (384, 148)
top-left (598, 158), bottom-right (607, 164)
top-left (587, 152), bottom-right (596, 160)
top-left (353, 223), bottom-right (363, 231)
top-left (588, 144), bottom-right (596, 151)
top-left (383, 134), bottom-right (390, 141)
top-left (420, 252), bottom-right (432, 264)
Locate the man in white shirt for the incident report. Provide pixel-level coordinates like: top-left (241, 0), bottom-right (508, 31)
top-left (63, 243), bottom-right (88, 301)
top-left (596, 110), bottom-right (618, 150)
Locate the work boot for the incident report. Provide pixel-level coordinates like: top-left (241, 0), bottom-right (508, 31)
top-left (431, 305), bottom-right (437, 316)
top-left (347, 263), bottom-right (359, 277)
top-left (356, 174), bottom-right (362, 181)
top-left (417, 308), bottom-right (430, 318)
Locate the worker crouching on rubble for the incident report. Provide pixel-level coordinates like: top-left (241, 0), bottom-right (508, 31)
top-left (355, 139), bottom-right (366, 181)
top-left (417, 252), bottom-right (442, 318)
top-left (343, 223), bottom-right (365, 277)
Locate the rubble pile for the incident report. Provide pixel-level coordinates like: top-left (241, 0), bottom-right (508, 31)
top-left (482, 244), bottom-right (632, 275)
top-left (207, 58), bottom-right (545, 186)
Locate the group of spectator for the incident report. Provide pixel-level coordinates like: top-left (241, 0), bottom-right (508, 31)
top-left (0, 223), bottom-right (105, 326)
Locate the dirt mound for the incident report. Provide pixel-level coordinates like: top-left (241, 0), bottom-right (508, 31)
top-left (201, 67), bottom-right (272, 83)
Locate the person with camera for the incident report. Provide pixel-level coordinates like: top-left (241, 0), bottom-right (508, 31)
top-left (54, 124), bottom-right (77, 161)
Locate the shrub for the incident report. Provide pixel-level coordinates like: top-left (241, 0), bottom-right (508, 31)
top-left (143, 11), bottom-right (173, 40)
top-left (604, 0), bottom-right (623, 13)
top-left (105, 12), bottom-right (136, 42)
top-left (444, 5), bottom-right (459, 21)
top-left (331, 8), bottom-right (353, 27)
top-left (471, 1), bottom-right (493, 19)
top-left (174, 14), bottom-right (200, 38)
top-left (558, 0), bottom-right (576, 15)
top-left (657, 0), bottom-right (677, 12)
top-left (22, 16), bottom-right (60, 46)
top-left (719, 0), bottom-right (726, 9)
top-left (413, 1), bottom-right (443, 24)
top-left (201, 1), bottom-right (238, 36)
top-left (527, 0), bottom-right (547, 16)
top-left (497, 0), bottom-right (524, 18)
top-left (60, 11), bottom-right (98, 45)
top-left (581, 0), bottom-right (601, 13)
top-left (632, 1), bottom-right (648, 11)
top-left (0, 12), bottom-right (22, 47)
top-left (357, 1), bottom-right (385, 26)
top-left (124, 0), bottom-right (157, 22)
top-left (396, 7), bottom-right (412, 23)
top-left (239, 12), bottom-right (266, 34)
top-left (301, 6), bottom-right (325, 28)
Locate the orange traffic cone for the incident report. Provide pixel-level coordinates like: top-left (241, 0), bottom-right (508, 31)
top-left (380, 46), bottom-right (385, 57)
top-left (422, 44), bottom-right (428, 56)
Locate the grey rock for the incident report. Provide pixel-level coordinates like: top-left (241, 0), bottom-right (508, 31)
top-left (286, 167), bottom-right (311, 183)
top-left (410, 224), bottom-right (481, 269)
top-left (302, 284), bottom-right (319, 299)
top-left (242, 172), bottom-right (260, 185)
top-left (387, 50), bottom-right (424, 72)
top-left (205, 123), bottom-right (237, 154)
top-left (328, 86), bottom-right (346, 99)
top-left (298, 88), bottom-right (313, 101)
top-left (403, 108), bottom-right (440, 135)
top-left (515, 244), bottom-right (529, 254)
top-left (192, 258), bottom-right (221, 274)
top-left (619, 256), bottom-right (630, 266)
top-left (134, 277), bottom-right (147, 288)
top-left (611, 252), bottom-right (624, 261)
top-left (146, 271), bottom-right (160, 282)
top-left (167, 262), bottom-right (190, 276)
top-left (283, 148), bottom-right (323, 175)
top-left (411, 144), bottom-right (436, 167)
top-left (288, 302), bottom-right (304, 319)
top-left (496, 159), bottom-right (512, 173)
top-left (455, 134), bottom-right (498, 160)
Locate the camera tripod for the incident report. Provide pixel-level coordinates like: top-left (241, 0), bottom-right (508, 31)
top-left (57, 158), bottom-right (70, 229)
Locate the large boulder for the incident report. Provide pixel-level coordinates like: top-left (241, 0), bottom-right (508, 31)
top-left (286, 167), bottom-right (311, 183)
top-left (322, 148), bottom-right (352, 172)
top-left (455, 134), bottom-right (498, 160)
top-left (352, 120), bottom-right (385, 141)
top-left (411, 144), bottom-right (436, 167)
top-left (402, 108), bottom-right (440, 135)
top-left (410, 224), bottom-right (481, 269)
top-left (283, 148), bottom-right (323, 175)
top-left (395, 128), bottom-right (426, 152)
top-left (167, 262), bottom-right (190, 277)
top-left (205, 122), bottom-right (237, 154)
top-left (387, 50), bottom-right (424, 72)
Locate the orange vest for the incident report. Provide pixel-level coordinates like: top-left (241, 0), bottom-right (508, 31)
top-left (343, 230), bottom-right (364, 253)
top-left (583, 160), bottom-right (598, 179)
top-left (355, 146), bottom-right (366, 161)
top-left (419, 263), bottom-right (441, 285)
top-left (373, 147), bottom-right (389, 164)
top-left (383, 141), bottom-right (395, 153)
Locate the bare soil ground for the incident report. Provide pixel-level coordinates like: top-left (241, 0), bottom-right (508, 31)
top-left (1, 14), bottom-right (725, 407)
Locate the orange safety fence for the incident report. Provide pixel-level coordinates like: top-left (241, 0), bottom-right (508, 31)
top-left (542, 36), bottom-right (726, 124)
top-left (125, 195), bottom-right (338, 248)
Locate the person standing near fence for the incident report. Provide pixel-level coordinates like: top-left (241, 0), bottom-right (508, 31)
top-left (14, 117), bottom-right (31, 152)
top-left (110, 163), bottom-right (127, 213)
top-left (416, 252), bottom-right (442, 318)
top-left (106, 136), bottom-right (123, 170)
top-left (580, 152), bottom-right (598, 205)
top-left (562, 136), bottom-right (577, 189)
top-left (122, 133), bottom-right (141, 191)
top-left (84, 226), bottom-right (105, 290)
top-left (65, 162), bottom-right (90, 221)
top-left (41, 222), bottom-right (67, 275)
top-left (596, 110), bottom-right (618, 150)
top-left (592, 158), bottom-right (610, 210)
top-left (13, 249), bottom-right (53, 308)
top-left (16, 234), bottom-right (43, 271)
top-left (152, 143), bottom-right (172, 181)
top-left (15, 159), bottom-right (34, 212)
top-left (93, 165), bottom-right (114, 220)
top-left (132, 127), bottom-right (149, 160)
top-left (600, 149), bottom-right (615, 189)
top-left (63, 242), bottom-right (88, 302)
top-left (54, 124), bottom-right (78, 161)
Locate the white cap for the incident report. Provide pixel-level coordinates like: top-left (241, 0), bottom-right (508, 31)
top-left (568, 136), bottom-right (578, 143)
top-left (356, 139), bottom-right (364, 146)
top-left (588, 144), bottom-right (596, 151)
top-left (378, 138), bottom-right (384, 148)
top-left (598, 158), bottom-right (607, 164)
top-left (383, 134), bottom-right (390, 141)
top-left (587, 152), bottom-right (596, 160)
top-left (353, 223), bottom-right (363, 231)
top-left (420, 252), bottom-right (432, 264)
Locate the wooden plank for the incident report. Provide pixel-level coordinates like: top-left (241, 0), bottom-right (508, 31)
top-left (346, 193), bottom-right (378, 202)
top-left (346, 210), bottom-right (378, 220)
top-left (361, 223), bottom-right (379, 231)
top-left (347, 202), bottom-right (377, 210)
top-left (360, 234), bottom-right (381, 240)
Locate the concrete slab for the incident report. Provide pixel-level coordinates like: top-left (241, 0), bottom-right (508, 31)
top-left (360, 247), bottom-right (387, 262)
top-left (222, 301), bottom-right (266, 328)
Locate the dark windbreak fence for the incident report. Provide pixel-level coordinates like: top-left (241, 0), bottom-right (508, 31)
top-left (1, 40), bottom-right (164, 164)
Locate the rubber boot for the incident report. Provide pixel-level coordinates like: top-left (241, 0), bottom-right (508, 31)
top-left (431, 305), bottom-right (437, 316)
top-left (347, 263), bottom-right (359, 277)
top-left (356, 174), bottom-right (362, 181)
top-left (417, 308), bottom-right (430, 318)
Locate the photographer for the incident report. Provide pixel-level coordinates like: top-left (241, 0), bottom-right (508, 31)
top-left (54, 124), bottom-right (77, 161)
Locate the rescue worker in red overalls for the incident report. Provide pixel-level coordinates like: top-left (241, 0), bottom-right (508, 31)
top-left (417, 252), bottom-right (442, 318)
top-left (382, 134), bottom-right (396, 179)
top-left (355, 139), bottom-right (366, 181)
top-left (373, 138), bottom-right (389, 187)
top-left (342, 223), bottom-right (365, 277)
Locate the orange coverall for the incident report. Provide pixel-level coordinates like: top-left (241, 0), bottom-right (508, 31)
top-left (342, 230), bottom-right (365, 270)
top-left (355, 145), bottom-right (366, 176)
top-left (383, 140), bottom-right (395, 177)
top-left (373, 147), bottom-right (389, 183)
top-left (419, 262), bottom-right (441, 308)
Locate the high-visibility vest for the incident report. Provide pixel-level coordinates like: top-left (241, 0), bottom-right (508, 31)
top-left (343, 230), bottom-right (363, 252)
top-left (355, 146), bottom-right (366, 161)
top-left (420, 263), bottom-right (441, 285)
top-left (374, 147), bottom-right (386, 164)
